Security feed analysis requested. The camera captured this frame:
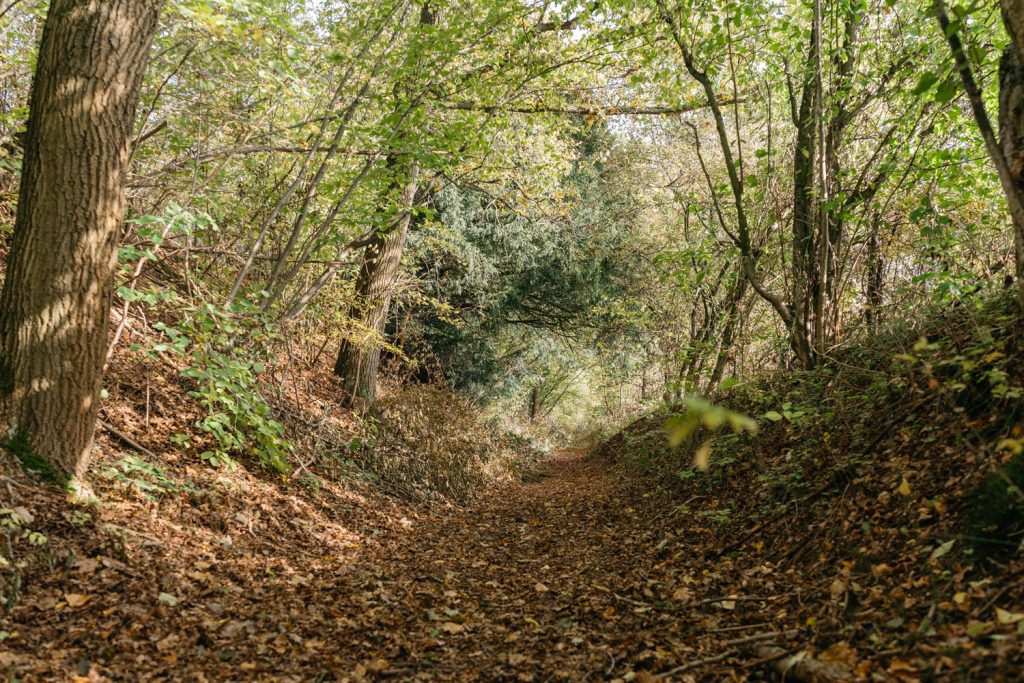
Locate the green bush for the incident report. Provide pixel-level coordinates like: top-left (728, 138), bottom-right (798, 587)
top-left (148, 300), bottom-right (292, 474)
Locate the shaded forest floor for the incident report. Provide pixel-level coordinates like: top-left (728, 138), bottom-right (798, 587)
top-left (0, 448), bottom-right (864, 681)
top-left (5, 448), bottom-right (792, 681)
top-left (3, 442), bottom-right (1024, 681)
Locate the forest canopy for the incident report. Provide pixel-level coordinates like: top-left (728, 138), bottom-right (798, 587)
top-left (0, 0), bottom-right (1022, 468)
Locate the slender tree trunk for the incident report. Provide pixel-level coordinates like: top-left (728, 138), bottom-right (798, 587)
top-left (865, 218), bottom-right (885, 329)
top-left (333, 159), bottom-right (420, 407)
top-left (0, 0), bottom-right (164, 479)
top-left (790, 23), bottom-right (820, 370)
top-left (656, 0), bottom-right (800, 366)
top-left (708, 275), bottom-right (748, 389)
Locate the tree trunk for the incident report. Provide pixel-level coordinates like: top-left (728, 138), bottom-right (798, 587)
top-left (936, 0), bottom-right (1024, 310)
top-left (0, 0), bottom-right (164, 479)
top-left (865, 218), bottom-right (885, 329)
top-left (529, 385), bottom-right (541, 420)
top-left (333, 159), bottom-right (420, 407)
top-left (707, 275), bottom-right (748, 390)
top-left (1000, 0), bottom-right (1024, 302)
top-left (790, 25), bottom-right (820, 370)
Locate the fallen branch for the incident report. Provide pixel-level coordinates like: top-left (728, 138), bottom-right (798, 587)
top-left (709, 622), bottom-right (772, 633)
top-left (723, 629), bottom-right (798, 646)
top-left (660, 648), bottom-right (740, 676)
top-left (750, 645), bottom-right (852, 683)
top-left (98, 419), bottom-right (158, 459)
top-left (700, 593), bottom-right (793, 606)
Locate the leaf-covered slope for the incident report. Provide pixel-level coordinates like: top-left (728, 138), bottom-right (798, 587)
top-left (594, 293), bottom-right (1024, 679)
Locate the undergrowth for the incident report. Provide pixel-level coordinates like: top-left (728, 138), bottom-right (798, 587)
top-left (597, 292), bottom-right (1024, 561)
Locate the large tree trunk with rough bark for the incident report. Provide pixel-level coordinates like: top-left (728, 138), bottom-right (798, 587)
top-left (333, 160), bottom-right (420, 407)
top-left (1000, 0), bottom-right (1024, 303)
top-left (0, 0), bottom-right (164, 480)
top-left (333, 0), bottom-right (434, 408)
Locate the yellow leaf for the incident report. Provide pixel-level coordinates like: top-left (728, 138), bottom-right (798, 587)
top-left (996, 608), bottom-right (1024, 624)
top-left (898, 478), bottom-right (912, 496)
top-left (930, 539), bottom-right (955, 560)
top-left (534, 582), bottom-right (549, 593)
top-left (64, 593), bottom-right (90, 607)
top-left (440, 622), bottom-right (464, 634)
top-left (693, 443), bottom-right (712, 472)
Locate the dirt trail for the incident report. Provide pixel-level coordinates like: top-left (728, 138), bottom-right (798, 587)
top-left (4, 451), bottom-right (776, 681)
top-left (327, 451), bottom-right (684, 679)
top-left (282, 451), bottom-right (736, 680)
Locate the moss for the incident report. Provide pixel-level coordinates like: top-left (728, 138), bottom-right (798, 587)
top-left (965, 453), bottom-right (1024, 560)
top-left (3, 430), bottom-right (68, 486)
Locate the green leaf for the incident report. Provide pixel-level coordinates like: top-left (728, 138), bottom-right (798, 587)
top-left (935, 78), bottom-right (959, 103)
top-left (930, 539), bottom-right (955, 560)
top-left (913, 71), bottom-right (939, 95)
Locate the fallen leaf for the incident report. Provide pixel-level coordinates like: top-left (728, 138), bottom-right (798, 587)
top-left (995, 607), bottom-right (1024, 625)
top-left (930, 539), bottom-right (955, 560)
top-left (74, 558), bottom-right (101, 574)
top-left (819, 640), bottom-right (857, 668)
top-left (12, 506), bottom-right (34, 524)
top-left (64, 593), bottom-right (90, 607)
top-left (440, 622), bottom-right (463, 634)
top-left (156, 634), bottom-right (179, 651)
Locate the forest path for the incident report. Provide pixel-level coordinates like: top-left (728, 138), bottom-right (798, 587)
top-left (4, 449), bottom-right (782, 681)
top-left (302, 450), bottom-right (742, 681)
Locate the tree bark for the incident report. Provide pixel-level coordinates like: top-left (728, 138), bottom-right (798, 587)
top-left (999, 0), bottom-right (1024, 302)
top-left (0, 0), bottom-right (164, 479)
top-left (791, 25), bottom-right (819, 369)
top-left (936, 0), bottom-right (1024, 309)
top-left (865, 217), bottom-right (885, 328)
top-left (707, 274), bottom-right (748, 389)
top-left (333, 158), bottom-right (420, 407)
